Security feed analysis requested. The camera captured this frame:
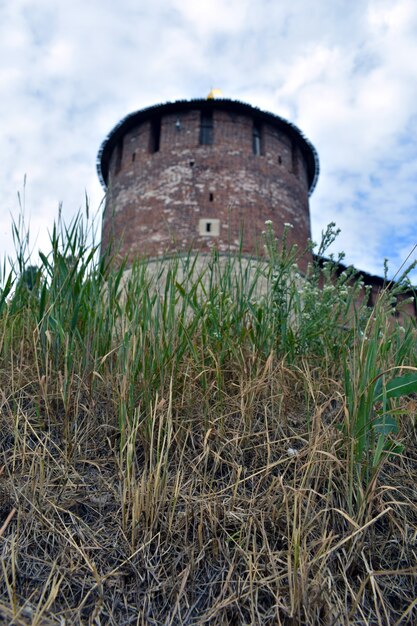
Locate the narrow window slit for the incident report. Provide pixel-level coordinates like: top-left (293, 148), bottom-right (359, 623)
top-left (199, 218), bottom-right (220, 236)
top-left (253, 121), bottom-right (263, 155)
top-left (115, 139), bottom-right (123, 173)
top-left (149, 117), bottom-right (161, 153)
top-left (291, 140), bottom-right (299, 176)
top-left (200, 110), bottom-right (213, 145)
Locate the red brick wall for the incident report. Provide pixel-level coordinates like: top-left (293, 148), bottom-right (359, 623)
top-left (101, 106), bottom-right (312, 270)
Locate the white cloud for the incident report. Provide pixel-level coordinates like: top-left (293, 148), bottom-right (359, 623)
top-left (171, 0), bottom-right (250, 36)
top-left (0, 0), bottom-right (417, 280)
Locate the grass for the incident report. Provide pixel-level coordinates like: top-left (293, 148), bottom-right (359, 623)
top-left (0, 212), bottom-right (416, 624)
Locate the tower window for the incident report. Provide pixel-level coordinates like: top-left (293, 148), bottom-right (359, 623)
top-left (115, 139), bottom-right (123, 173)
top-left (149, 117), bottom-right (161, 153)
top-left (291, 140), bottom-right (299, 176)
top-left (253, 121), bottom-right (263, 155)
top-left (200, 110), bottom-right (213, 145)
top-left (209, 192), bottom-right (214, 202)
top-left (199, 218), bottom-right (220, 236)
top-left (132, 152), bottom-right (136, 162)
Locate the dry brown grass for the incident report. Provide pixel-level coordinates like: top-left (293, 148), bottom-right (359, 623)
top-left (1, 218), bottom-right (416, 624)
top-left (1, 356), bottom-right (416, 625)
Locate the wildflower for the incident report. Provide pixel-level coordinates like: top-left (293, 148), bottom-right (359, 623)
top-left (284, 222), bottom-right (294, 228)
top-left (265, 220), bottom-right (272, 225)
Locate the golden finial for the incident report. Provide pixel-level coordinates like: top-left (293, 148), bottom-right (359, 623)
top-left (207, 88), bottom-right (223, 100)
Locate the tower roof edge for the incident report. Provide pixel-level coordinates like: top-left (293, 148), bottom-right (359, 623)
top-left (97, 98), bottom-right (319, 193)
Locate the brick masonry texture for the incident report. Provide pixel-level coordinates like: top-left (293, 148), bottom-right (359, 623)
top-left (98, 99), bottom-right (416, 321)
top-left (99, 100), bottom-right (318, 272)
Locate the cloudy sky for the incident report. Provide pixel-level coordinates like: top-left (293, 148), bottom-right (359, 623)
top-left (1, 0), bottom-right (417, 279)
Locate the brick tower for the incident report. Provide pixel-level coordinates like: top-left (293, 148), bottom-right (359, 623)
top-left (97, 98), bottom-right (319, 269)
